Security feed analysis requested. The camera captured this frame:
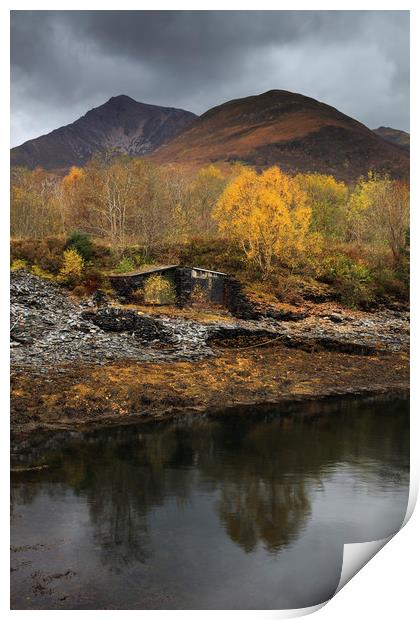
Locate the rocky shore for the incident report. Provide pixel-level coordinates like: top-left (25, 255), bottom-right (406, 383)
top-left (11, 271), bottom-right (409, 436)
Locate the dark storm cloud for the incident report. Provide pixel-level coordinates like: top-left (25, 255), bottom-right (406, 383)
top-left (11, 10), bottom-right (409, 147)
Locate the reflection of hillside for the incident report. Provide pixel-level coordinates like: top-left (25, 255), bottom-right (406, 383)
top-left (11, 397), bottom-right (409, 570)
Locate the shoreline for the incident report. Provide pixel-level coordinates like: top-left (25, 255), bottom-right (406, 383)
top-left (11, 345), bottom-right (409, 441)
top-left (11, 271), bottom-right (410, 442)
top-left (12, 384), bottom-right (409, 438)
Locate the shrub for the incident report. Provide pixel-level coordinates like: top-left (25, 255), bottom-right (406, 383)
top-left (115, 247), bottom-right (149, 267)
top-left (31, 264), bottom-right (55, 280)
top-left (81, 271), bottom-right (104, 294)
top-left (11, 237), bottom-right (66, 273)
top-left (132, 253), bottom-right (146, 266)
top-left (373, 265), bottom-right (409, 302)
top-left (65, 231), bottom-right (93, 262)
top-left (320, 254), bottom-right (373, 307)
top-left (143, 275), bottom-right (176, 305)
top-left (58, 248), bottom-right (84, 285)
top-left (114, 257), bottom-right (136, 273)
top-left (11, 259), bottom-right (28, 271)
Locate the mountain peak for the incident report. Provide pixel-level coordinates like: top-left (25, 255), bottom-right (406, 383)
top-left (108, 94), bottom-right (134, 102)
top-left (10, 90), bottom-right (409, 180)
top-left (104, 94), bottom-right (138, 107)
top-left (11, 97), bottom-right (197, 170)
top-left (153, 89), bottom-right (409, 181)
top-left (373, 126), bottom-right (410, 152)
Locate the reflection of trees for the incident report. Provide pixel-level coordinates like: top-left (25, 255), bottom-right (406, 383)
top-left (205, 398), bottom-right (409, 553)
top-left (216, 478), bottom-right (310, 553)
top-left (66, 428), bottom-right (198, 572)
top-left (87, 459), bottom-right (151, 570)
top-left (11, 397), bottom-right (409, 569)
top-left (12, 427), bottom-right (197, 571)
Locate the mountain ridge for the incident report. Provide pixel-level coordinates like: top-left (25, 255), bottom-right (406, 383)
top-left (373, 126), bottom-right (410, 152)
top-left (11, 90), bottom-right (409, 181)
top-left (10, 95), bottom-right (197, 170)
top-left (151, 90), bottom-right (409, 181)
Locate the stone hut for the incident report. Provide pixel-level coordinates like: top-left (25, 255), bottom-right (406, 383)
top-left (109, 264), bottom-right (227, 306)
top-left (109, 264), bottom-right (259, 319)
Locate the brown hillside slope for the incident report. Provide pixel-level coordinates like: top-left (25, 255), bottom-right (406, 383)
top-left (152, 90), bottom-right (409, 181)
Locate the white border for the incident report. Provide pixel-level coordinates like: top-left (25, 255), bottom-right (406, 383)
top-left (2, 3), bottom-right (418, 618)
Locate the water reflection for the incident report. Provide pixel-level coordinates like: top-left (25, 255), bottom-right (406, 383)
top-left (11, 396), bottom-right (409, 609)
top-left (216, 478), bottom-right (311, 553)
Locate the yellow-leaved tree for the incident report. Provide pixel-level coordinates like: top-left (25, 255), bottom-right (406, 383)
top-left (213, 166), bottom-right (313, 278)
top-left (348, 172), bottom-right (410, 263)
top-left (58, 248), bottom-right (84, 285)
top-left (143, 275), bottom-right (176, 305)
top-left (295, 173), bottom-right (348, 239)
top-left (60, 166), bottom-right (86, 234)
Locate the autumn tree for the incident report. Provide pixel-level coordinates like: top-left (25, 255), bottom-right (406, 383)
top-left (128, 159), bottom-right (173, 256)
top-left (213, 166), bottom-right (313, 277)
top-left (187, 165), bottom-right (227, 237)
top-left (295, 173), bottom-right (348, 239)
top-left (58, 248), bottom-right (84, 284)
top-left (348, 173), bottom-right (410, 263)
top-left (63, 156), bottom-right (173, 255)
top-left (143, 274), bottom-right (176, 305)
top-left (11, 167), bottom-right (63, 238)
top-left (60, 166), bottom-right (85, 233)
top-left (161, 165), bottom-right (191, 243)
top-left (84, 156), bottom-right (136, 249)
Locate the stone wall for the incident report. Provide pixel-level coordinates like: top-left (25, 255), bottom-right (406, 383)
top-left (173, 268), bottom-right (194, 307)
top-left (109, 274), bottom-right (146, 301)
top-left (109, 269), bottom-right (259, 319)
top-left (223, 277), bottom-right (260, 320)
top-left (109, 270), bottom-right (177, 302)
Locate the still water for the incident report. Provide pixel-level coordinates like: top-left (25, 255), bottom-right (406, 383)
top-left (11, 396), bottom-right (409, 610)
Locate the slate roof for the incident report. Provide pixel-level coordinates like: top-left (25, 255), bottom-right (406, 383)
top-left (109, 264), bottom-right (179, 278)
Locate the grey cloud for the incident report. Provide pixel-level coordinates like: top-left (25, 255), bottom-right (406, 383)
top-left (11, 10), bottom-right (409, 147)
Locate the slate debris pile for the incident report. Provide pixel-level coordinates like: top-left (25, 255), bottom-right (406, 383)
top-left (10, 272), bottom-right (213, 369)
top-left (11, 271), bottom-right (409, 372)
top-left (81, 307), bottom-right (174, 343)
top-left (274, 308), bottom-right (410, 354)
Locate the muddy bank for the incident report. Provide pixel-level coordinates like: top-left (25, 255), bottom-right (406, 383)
top-left (11, 345), bottom-right (409, 438)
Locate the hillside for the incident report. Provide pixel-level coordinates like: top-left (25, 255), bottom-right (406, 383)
top-left (10, 95), bottom-right (197, 170)
top-left (152, 90), bottom-right (409, 181)
top-left (373, 126), bottom-right (410, 152)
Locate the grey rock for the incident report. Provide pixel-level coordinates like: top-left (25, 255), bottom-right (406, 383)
top-left (10, 271), bottom-right (409, 372)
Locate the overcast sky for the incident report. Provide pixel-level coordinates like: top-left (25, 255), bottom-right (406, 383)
top-left (11, 10), bottom-right (409, 147)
